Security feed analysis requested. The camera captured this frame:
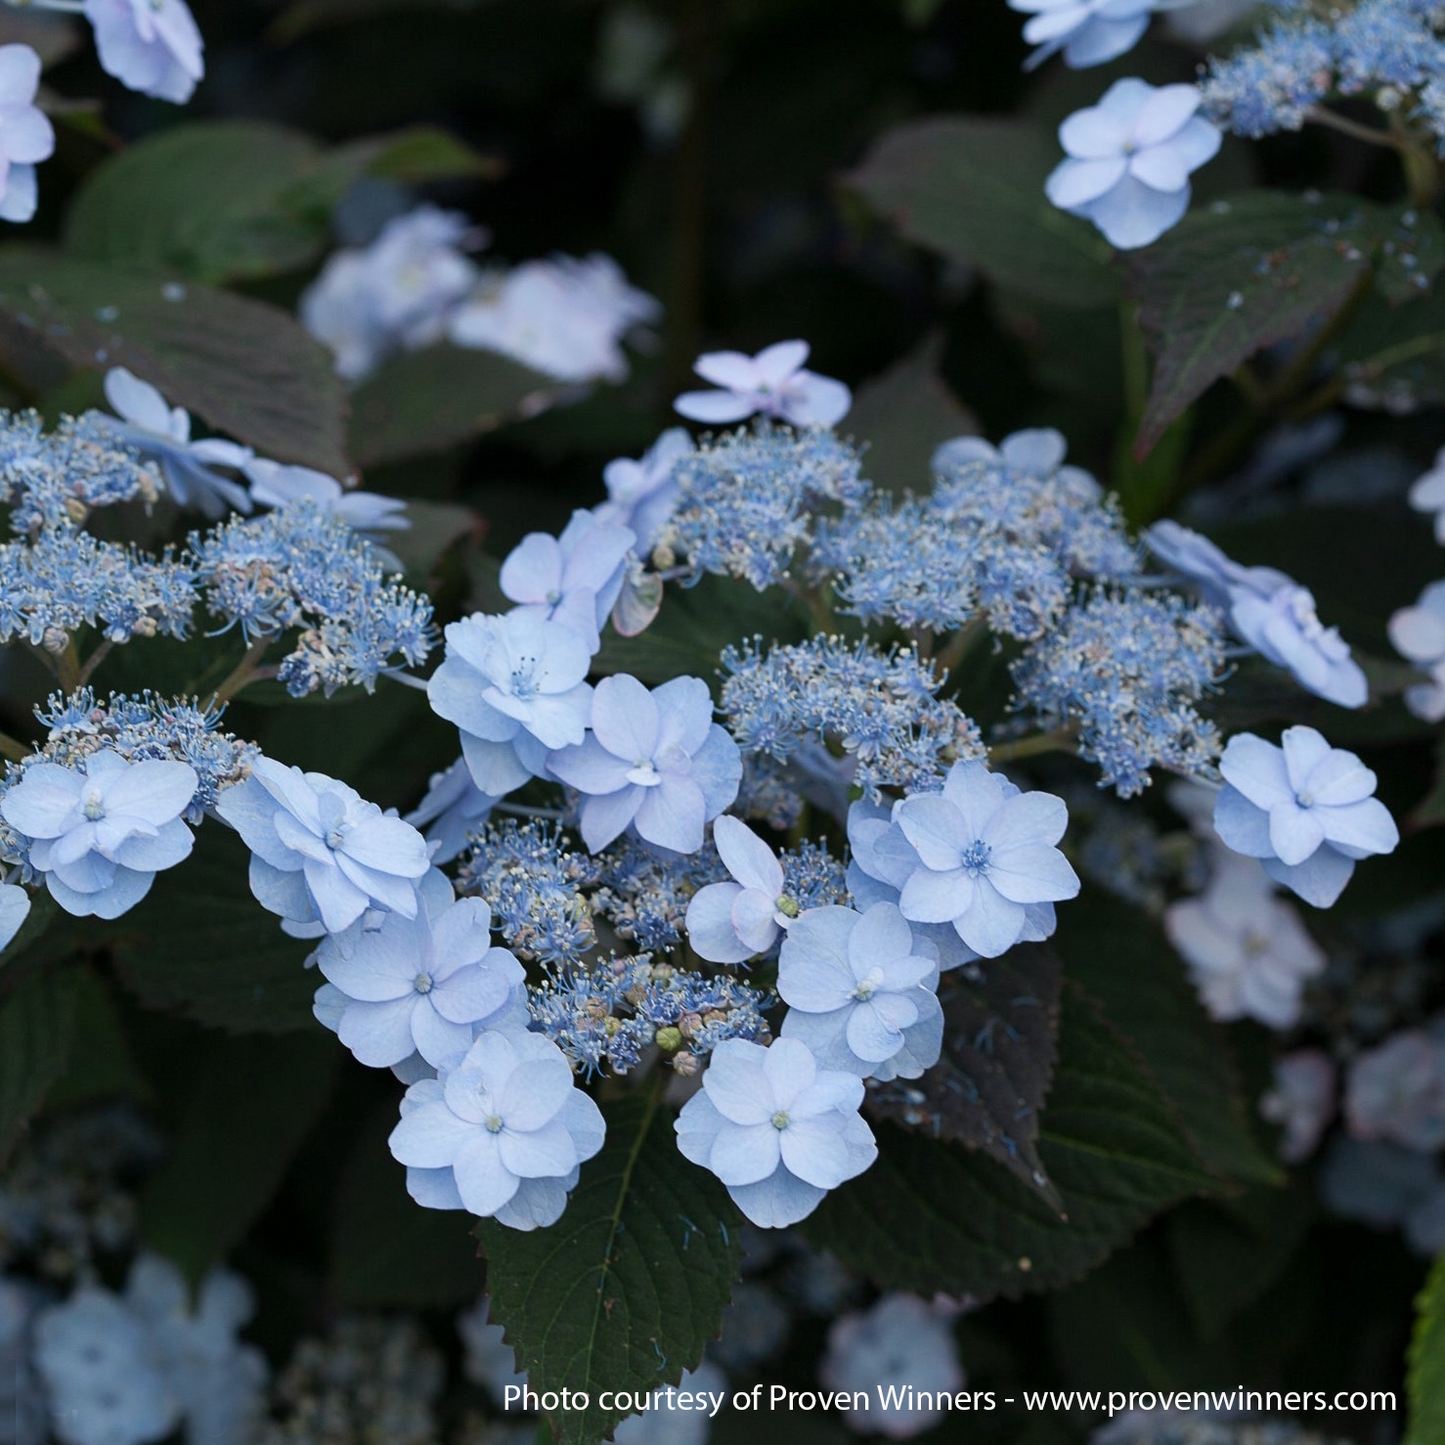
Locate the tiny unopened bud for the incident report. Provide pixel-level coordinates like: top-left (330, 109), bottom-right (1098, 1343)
top-left (671, 1050), bottom-right (700, 1077)
top-left (654, 1026), bottom-right (684, 1054)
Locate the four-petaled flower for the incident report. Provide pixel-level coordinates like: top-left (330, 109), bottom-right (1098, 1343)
top-left (779, 903), bottom-right (942, 1081)
top-left (1390, 580), bottom-right (1445, 723)
top-left (547, 673), bottom-right (741, 854)
top-left (314, 871), bottom-right (526, 1070)
top-left (389, 1029), bottom-right (605, 1231)
top-left (674, 341), bottom-right (851, 428)
top-left (595, 427), bottom-right (694, 552)
top-left (686, 814), bottom-right (793, 964)
top-left (891, 761), bottom-right (1079, 958)
top-left (499, 509), bottom-right (636, 653)
top-left (215, 756), bottom-right (430, 933)
top-left (1046, 79), bottom-right (1220, 250)
top-left (1, 751), bottom-right (197, 918)
top-left (427, 611), bottom-right (594, 797)
top-left (245, 458), bottom-right (407, 538)
top-left (674, 1037), bottom-right (877, 1228)
top-left (0, 45), bottom-right (55, 225)
top-left (83, 0), bottom-right (205, 105)
top-left (1213, 726), bottom-right (1399, 908)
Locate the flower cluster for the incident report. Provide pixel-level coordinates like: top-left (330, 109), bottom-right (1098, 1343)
top-left (719, 636), bottom-right (985, 800)
top-left (190, 502), bottom-right (435, 695)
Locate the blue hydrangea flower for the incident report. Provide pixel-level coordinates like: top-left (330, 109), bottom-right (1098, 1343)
top-left (405, 756), bottom-right (497, 864)
top-left (674, 1037), bottom-right (876, 1228)
top-left (1, 751), bottom-right (197, 918)
top-left (674, 341), bottom-right (851, 428)
top-left (83, 0), bottom-right (205, 105)
top-left (499, 509), bottom-right (636, 652)
top-left (99, 368), bottom-right (252, 517)
top-left (1009, 0), bottom-right (1153, 72)
top-left (1390, 580), bottom-right (1445, 723)
top-left (778, 903), bottom-right (942, 1082)
top-left (1046, 79), bottom-right (1221, 249)
top-left (244, 458), bottom-right (408, 538)
top-left (388, 1029), bottom-right (605, 1231)
top-left (1213, 727), bottom-right (1399, 908)
top-left (548, 674), bottom-right (741, 854)
top-left (0, 881), bottom-right (30, 951)
top-left (685, 815), bottom-right (791, 963)
top-left (427, 611), bottom-right (593, 796)
top-left (215, 756), bottom-right (430, 933)
top-left (595, 427), bottom-right (694, 552)
top-left (314, 871), bottom-right (526, 1071)
top-left (0, 45), bottom-right (54, 225)
top-left (1146, 519), bottom-right (1367, 708)
top-left (1345, 1030), bottom-right (1445, 1154)
top-left (891, 761), bottom-right (1080, 958)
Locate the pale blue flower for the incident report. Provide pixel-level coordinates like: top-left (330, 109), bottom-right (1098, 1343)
top-left (0, 881), bottom-right (30, 951)
top-left (675, 341), bottom-right (851, 428)
top-left (405, 756), bottom-right (497, 864)
top-left (820, 1294), bottom-right (964, 1440)
top-left (596, 427), bottom-right (694, 552)
top-left (0, 45), bottom-right (54, 225)
top-left (456, 1297), bottom-right (527, 1403)
top-left (1147, 519), bottom-right (1367, 708)
top-left (214, 756), bottom-right (430, 933)
top-left (1, 751), bottom-right (197, 919)
top-left (245, 458), bottom-right (408, 537)
top-left (427, 611), bottom-right (593, 796)
top-left (685, 814), bottom-right (790, 964)
top-left (1408, 446), bottom-right (1445, 544)
top-left (1260, 1049), bottom-right (1336, 1164)
top-left (613, 1364), bottom-right (728, 1445)
top-left (891, 761), bottom-right (1080, 959)
top-left (1009, 0), bottom-right (1153, 72)
top-left (1389, 581), bottom-right (1445, 722)
top-left (1213, 726), bottom-right (1399, 907)
top-left (1046, 79), bottom-right (1220, 249)
top-left (500, 509), bottom-right (636, 652)
top-left (1345, 1030), bottom-right (1445, 1153)
top-left (388, 1029), bottom-right (605, 1231)
top-left (778, 903), bottom-right (943, 1082)
top-left (99, 369), bottom-right (252, 517)
top-left (314, 871), bottom-right (526, 1070)
top-left (84, 0), bottom-right (204, 103)
top-left (548, 673), bottom-right (741, 854)
top-left (674, 1037), bottom-right (877, 1228)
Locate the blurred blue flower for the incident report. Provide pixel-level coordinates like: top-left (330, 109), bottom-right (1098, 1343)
top-left (0, 881), bottom-right (30, 951)
top-left (83, 0), bottom-right (204, 104)
top-left (674, 341), bottom-right (850, 427)
top-left (596, 427), bottom-right (694, 552)
top-left (1009, 0), bottom-right (1153, 72)
top-left (0, 45), bottom-right (54, 225)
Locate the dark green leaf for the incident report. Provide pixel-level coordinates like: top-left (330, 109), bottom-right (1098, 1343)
top-left (1337, 288), bottom-right (1445, 413)
top-left (0, 964), bottom-right (78, 1164)
top-left (331, 1101), bottom-right (486, 1309)
top-left (349, 343), bottom-right (556, 466)
top-left (1408, 1250), bottom-right (1445, 1445)
top-left (844, 333), bottom-right (977, 491)
top-left (865, 943), bottom-right (1062, 1209)
top-left (64, 122), bottom-right (330, 283)
top-left (385, 498), bottom-right (480, 576)
top-left (0, 250), bottom-right (349, 474)
top-left (336, 126), bottom-right (501, 185)
top-left (805, 982), bottom-right (1215, 1303)
top-left (139, 1031), bottom-right (338, 1280)
top-left (1126, 193), bottom-right (1431, 452)
top-left (112, 827), bottom-right (319, 1033)
top-left (1414, 737), bottom-right (1445, 829)
top-left (1054, 892), bottom-right (1282, 1188)
top-left (844, 116), bottom-right (1119, 308)
top-left (477, 1092), bottom-right (743, 1445)
top-left (45, 970), bottom-right (152, 1112)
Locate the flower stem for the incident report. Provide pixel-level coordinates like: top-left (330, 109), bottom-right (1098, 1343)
top-left (0, 730), bottom-right (30, 763)
top-left (211, 638), bottom-right (271, 705)
top-left (989, 727), bottom-right (1077, 764)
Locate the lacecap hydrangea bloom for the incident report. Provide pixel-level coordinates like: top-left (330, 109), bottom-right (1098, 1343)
top-left (674, 340), bottom-right (851, 428)
top-left (83, 0), bottom-right (205, 104)
top-left (427, 611), bottom-right (593, 796)
top-left (674, 1037), bottom-right (876, 1228)
top-left (778, 902), bottom-right (943, 1082)
top-left (889, 760), bottom-right (1080, 958)
top-left (389, 1028), bottom-right (605, 1230)
top-left (1, 750), bottom-right (197, 918)
top-left (313, 870), bottom-right (527, 1071)
top-left (0, 45), bottom-right (55, 226)
top-left (215, 755), bottom-right (430, 933)
top-left (1212, 726), bottom-right (1399, 908)
top-left (548, 674), bottom-right (741, 854)
top-left (1046, 79), bottom-right (1221, 249)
